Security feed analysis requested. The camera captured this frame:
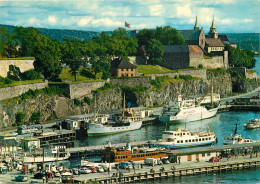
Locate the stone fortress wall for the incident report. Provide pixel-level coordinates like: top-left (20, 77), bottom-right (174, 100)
top-left (0, 58), bottom-right (35, 77)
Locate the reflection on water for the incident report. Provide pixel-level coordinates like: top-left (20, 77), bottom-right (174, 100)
top-left (79, 111), bottom-right (259, 147)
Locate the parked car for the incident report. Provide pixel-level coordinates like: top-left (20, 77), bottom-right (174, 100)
top-left (79, 167), bottom-right (92, 174)
top-left (72, 168), bottom-right (80, 175)
top-left (29, 180), bottom-right (40, 184)
top-left (88, 166), bottom-right (97, 173)
top-left (209, 157), bottom-right (221, 162)
top-left (115, 162), bottom-right (133, 169)
top-left (161, 158), bottom-right (170, 164)
top-left (34, 172), bottom-right (45, 179)
top-left (95, 166), bottom-right (104, 173)
top-left (15, 175), bottom-right (28, 182)
top-left (52, 124), bottom-right (60, 130)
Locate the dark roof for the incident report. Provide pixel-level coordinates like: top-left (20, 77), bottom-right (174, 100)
top-left (178, 30), bottom-right (201, 41)
top-left (1, 139), bottom-right (17, 146)
top-left (164, 45), bottom-right (189, 53)
top-left (205, 38), bottom-right (225, 47)
top-left (111, 58), bottom-right (137, 69)
top-left (188, 45), bottom-right (203, 54)
top-left (218, 35), bottom-right (230, 42)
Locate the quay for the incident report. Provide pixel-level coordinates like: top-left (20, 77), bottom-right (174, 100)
top-left (72, 142), bottom-right (260, 184)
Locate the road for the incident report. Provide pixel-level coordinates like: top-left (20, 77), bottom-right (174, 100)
top-left (220, 86), bottom-right (260, 103)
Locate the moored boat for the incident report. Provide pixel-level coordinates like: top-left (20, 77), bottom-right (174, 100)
top-left (244, 118), bottom-right (260, 129)
top-left (149, 128), bottom-right (217, 149)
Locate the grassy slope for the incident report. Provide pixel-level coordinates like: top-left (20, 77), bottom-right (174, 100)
top-left (137, 65), bottom-right (174, 74)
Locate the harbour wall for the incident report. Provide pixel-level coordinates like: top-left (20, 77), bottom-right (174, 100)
top-left (0, 80), bottom-right (48, 101)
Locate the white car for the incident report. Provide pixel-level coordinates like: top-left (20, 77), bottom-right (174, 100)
top-left (79, 167), bottom-right (92, 174)
top-left (95, 166), bottom-right (104, 173)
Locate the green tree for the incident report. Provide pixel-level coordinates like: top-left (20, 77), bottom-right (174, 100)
top-left (61, 39), bottom-right (85, 81)
top-left (15, 112), bottom-right (25, 126)
top-left (146, 39), bottom-right (164, 65)
top-left (30, 112), bottom-right (41, 124)
top-left (7, 65), bottom-right (22, 81)
top-left (0, 26), bottom-right (16, 57)
top-left (226, 45), bottom-right (256, 68)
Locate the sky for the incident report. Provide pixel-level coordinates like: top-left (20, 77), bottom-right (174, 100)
top-left (0, 0), bottom-right (259, 33)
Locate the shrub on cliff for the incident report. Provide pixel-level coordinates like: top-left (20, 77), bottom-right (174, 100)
top-left (73, 99), bottom-right (81, 106)
top-left (179, 75), bottom-right (193, 80)
top-left (15, 112), bottom-right (25, 126)
top-left (150, 76), bottom-right (169, 89)
top-left (207, 68), bottom-right (227, 76)
top-left (22, 70), bottom-right (42, 80)
top-left (30, 111), bottom-right (41, 124)
top-left (84, 97), bottom-right (92, 105)
top-left (95, 83), bottom-right (115, 93)
top-left (43, 86), bottom-right (64, 96)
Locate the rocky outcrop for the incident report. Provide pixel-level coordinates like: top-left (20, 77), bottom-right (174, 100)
top-left (0, 73), bottom-right (235, 127)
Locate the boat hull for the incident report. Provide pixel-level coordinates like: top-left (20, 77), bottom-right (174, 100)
top-left (23, 154), bottom-right (70, 163)
top-left (159, 106), bottom-right (218, 123)
top-left (150, 140), bottom-right (215, 149)
top-left (87, 121), bottom-right (142, 137)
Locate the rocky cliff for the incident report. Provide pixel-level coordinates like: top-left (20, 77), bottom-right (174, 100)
top-left (0, 73), bottom-right (235, 128)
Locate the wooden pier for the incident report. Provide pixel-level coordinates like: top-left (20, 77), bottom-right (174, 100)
top-left (74, 158), bottom-right (260, 183)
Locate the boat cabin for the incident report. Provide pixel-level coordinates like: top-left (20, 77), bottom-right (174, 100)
top-left (102, 147), bottom-right (167, 163)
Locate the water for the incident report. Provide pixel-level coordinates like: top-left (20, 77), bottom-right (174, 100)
top-left (253, 57), bottom-right (260, 75)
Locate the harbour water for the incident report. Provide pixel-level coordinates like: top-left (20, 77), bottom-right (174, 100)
top-left (72, 58), bottom-right (260, 183)
top-left (254, 57), bottom-right (260, 75)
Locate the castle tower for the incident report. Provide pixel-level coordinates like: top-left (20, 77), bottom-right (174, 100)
top-left (208, 16), bottom-right (218, 38)
top-left (194, 16), bottom-right (199, 30)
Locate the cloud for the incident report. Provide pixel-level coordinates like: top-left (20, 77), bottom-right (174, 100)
top-left (243, 19), bottom-right (253, 23)
top-left (176, 4), bottom-right (192, 18)
top-left (77, 17), bottom-right (93, 26)
top-left (29, 18), bottom-right (36, 24)
top-left (149, 5), bottom-right (164, 16)
top-left (101, 6), bottom-right (131, 17)
top-left (48, 16), bottom-right (57, 24)
top-left (91, 18), bottom-right (122, 27)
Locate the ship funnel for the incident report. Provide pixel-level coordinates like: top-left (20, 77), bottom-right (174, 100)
top-left (177, 95), bottom-right (182, 102)
top-left (107, 141), bottom-right (112, 147)
top-left (126, 143), bottom-right (131, 151)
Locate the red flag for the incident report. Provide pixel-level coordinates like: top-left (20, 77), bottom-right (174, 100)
top-left (125, 21), bottom-right (130, 28)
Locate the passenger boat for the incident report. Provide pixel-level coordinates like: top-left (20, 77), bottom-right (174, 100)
top-left (149, 128), bottom-right (217, 149)
top-left (159, 96), bottom-right (219, 123)
top-left (23, 146), bottom-right (70, 163)
top-left (223, 124), bottom-right (259, 145)
top-left (86, 95), bottom-right (142, 137)
top-left (102, 144), bottom-right (167, 163)
top-left (244, 118), bottom-right (260, 129)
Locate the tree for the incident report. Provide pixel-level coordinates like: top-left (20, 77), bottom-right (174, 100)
top-left (61, 39), bottom-right (85, 81)
top-left (33, 37), bottom-right (62, 81)
top-left (89, 54), bottom-right (111, 78)
top-left (7, 65), bottom-right (22, 81)
top-left (226, 45), bottom-right (256, 69)
top-left (0, 26), bottom-right (16, 57)
top-left (15, 112), bottom-right (25, 126)
top-left (137, 26), bottom-right (185, 46)
top-left (146, 39), bottom-right (164, 65)
top-left (30, 112), bottom-right (41, 124)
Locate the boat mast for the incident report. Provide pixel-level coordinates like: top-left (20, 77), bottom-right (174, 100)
top-left (211, 85), bottom-right (213, 107)
top-left (122, 93), bottom-right (125, 120)
top-left (234, 123), bottom-right (238, 135)
top-left (94, 95), bottom-right (97, 123)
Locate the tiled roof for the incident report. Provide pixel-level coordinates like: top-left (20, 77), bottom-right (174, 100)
top-left (164, 45), bottom-right (189, 53)
top-left (205, 38), bottom-right (224, 47)
top-left (178, 30), bottom-right (201, 41)
top-left (188, 45), bottom-right (203, 54)
top-left (111, 58), bottom-right (137, 69)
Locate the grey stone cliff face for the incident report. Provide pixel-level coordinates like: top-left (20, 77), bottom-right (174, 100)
top-left (0, 73), bottom-right (234, 127)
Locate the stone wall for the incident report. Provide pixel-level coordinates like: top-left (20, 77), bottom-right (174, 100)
top-left (148, 69), bottom-right (207, 80)
top-left (190, 56), bottom-right (227, 69)
top-left (230, 67), bottom-right (258, 80)
top-left (110, 77), bottom-right (150, 87)
top-left (69, 81), bottom-right (106, 99)
top-left (161, 52), bottom-right (190, 70)
top-left (0, 59), bottom-right (34, 77)
top-left (0, 81), bottom-right (48, 101)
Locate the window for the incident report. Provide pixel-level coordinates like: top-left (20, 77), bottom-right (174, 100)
top-left (131, 68), bottom-right (134, 71)
top-left (131, 74), bottom-right (133, 77)
top-left (177, 140), bottom-right (180, 143)
top-left (207, 153), bottom-right (211, 156)
top-left (183, 133), bottom-right (186, 135)
top-left (202, 153), bottom-right (205, 157)
top-left (185, 140), bottom-right (188, 143)
top-left (121, 69), bottom-right (123, 71)
top-left (126, 69), bottom-right (128, 71)
top-left (189, 140), bottom-right (191, 142)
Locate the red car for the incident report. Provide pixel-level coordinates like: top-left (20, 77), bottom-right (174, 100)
top-left (88, 167), bottom-right (97, 173)
top-left (209, 157), bottom-right (221, 162)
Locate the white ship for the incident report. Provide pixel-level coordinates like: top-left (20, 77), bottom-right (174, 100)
top-left (244, 118), bottom-right (260, 129)
top-left (23, 146), bottom-right (70, 163)
top-left (149, 128), bottom-right (217, 149)
top-left (159, 96), bottom-right (219, 123)
top-left (86, 94), bottom-right (142, 137)
top-left (224, 124), bottom-right (260, 145)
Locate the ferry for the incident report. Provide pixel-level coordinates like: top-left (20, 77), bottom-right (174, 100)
top-left (23, 146), bottom-right (70, 163)
top-left (149, 128), bottom-right (217, 149)
top-left (244, 118), bottom-right (260, 129)
top-left (223, 124), bottom-right (259, 145)
top-left (159, 95), bottom-right (219, 123)
top-left (102, 144), bottom-right (167, 163)
top-left (86, 95), bottom-right (142, 137)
